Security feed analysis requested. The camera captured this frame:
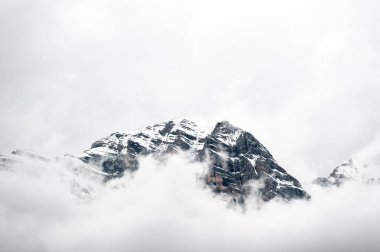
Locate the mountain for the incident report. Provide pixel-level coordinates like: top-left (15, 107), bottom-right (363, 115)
top-left (314, 158), bottom-right (380, 187)
top-left (77, 118), bottom-right (310, 202)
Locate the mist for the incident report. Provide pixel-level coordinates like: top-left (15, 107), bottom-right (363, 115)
top-left (1, 154), bottom-right (379, 252)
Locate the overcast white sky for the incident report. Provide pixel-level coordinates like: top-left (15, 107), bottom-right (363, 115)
top-left (1, 0), bottom-right (379, 179)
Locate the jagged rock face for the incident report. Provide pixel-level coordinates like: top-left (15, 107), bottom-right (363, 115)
top-left (78, 119), bottom-right (310, 201)
top-left (200, 121), bottom-right (308, 201)
top-left (314, 159), bottom-right (380, 187)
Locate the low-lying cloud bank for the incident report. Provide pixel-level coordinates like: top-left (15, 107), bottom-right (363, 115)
top-left (0, 154), bottom-right (379, 252)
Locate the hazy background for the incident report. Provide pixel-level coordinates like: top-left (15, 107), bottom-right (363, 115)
top-left (1, 0), bottom-right (380, 180)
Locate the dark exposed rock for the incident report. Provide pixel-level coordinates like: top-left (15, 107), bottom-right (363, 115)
top-left (78, 119), bottom-right (310, 202)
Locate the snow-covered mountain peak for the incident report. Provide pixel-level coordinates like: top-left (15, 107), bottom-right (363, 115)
top-left (331, 159), bottom-right (360, 179)
top-left (211, 121), bottom-right (244, 146)
top-left (0, 119), bottom-right (311, 203)
top-left (77, 119), bottom-right (310, 202)
top-left (314, 158), bottom-right (380, 187)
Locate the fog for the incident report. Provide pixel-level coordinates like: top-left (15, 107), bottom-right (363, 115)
top-left (1, 154), bottom-right (380, 252)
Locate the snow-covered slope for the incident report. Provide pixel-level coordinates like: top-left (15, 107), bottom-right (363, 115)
top-left (79, 118), bottom-right (205, 164)
top-left (0, 149), bottom-right (105, 200)
top-left (78, 119), bottom-right (310, 202)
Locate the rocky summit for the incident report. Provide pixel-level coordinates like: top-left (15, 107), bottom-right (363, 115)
top-left (78, 118), bottom-right (310, 202)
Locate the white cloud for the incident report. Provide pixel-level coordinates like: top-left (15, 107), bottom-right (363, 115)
top-left (0, 154), bottom-right (379, 251)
